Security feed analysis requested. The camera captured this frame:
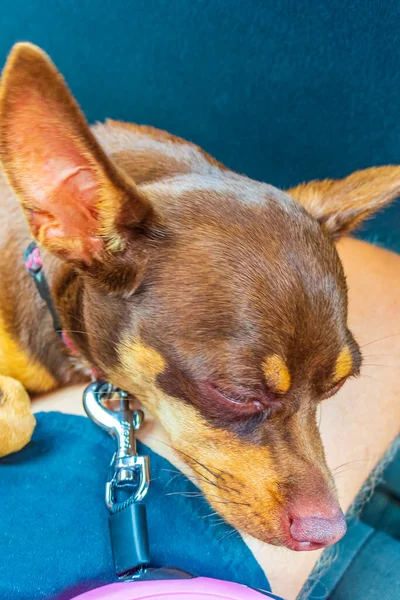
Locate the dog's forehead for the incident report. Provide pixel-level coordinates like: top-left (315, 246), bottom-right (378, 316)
top-left (136, 175), bottom-right (348, 372)
top-left (145, 171), bottom-right (304, 220)
top-left (147, 172), bottom-right (337, 265)
top-left (147, 172), bottom-right (344, 304)
top-left (89, 172), bottom-right (348, 378)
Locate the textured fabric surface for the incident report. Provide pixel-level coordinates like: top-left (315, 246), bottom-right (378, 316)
top-left (0, 412), bottom-right (270, 600)
top-left (360, 443), bottom-right (400, 540)
top-left (330, 529), bottom-right (400, 600)
top-left (0, 0), bottom-right (399, 251)
top-left (328, 530), bottom-right (400, 600)
top-left (306, 518), bottom-right (400, 600)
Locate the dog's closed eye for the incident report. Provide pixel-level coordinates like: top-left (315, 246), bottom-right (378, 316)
top-left (204, 383), bottom-right (282, 418)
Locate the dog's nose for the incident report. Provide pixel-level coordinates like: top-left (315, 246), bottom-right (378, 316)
top-left (289, 510), bottom-right (347, 548)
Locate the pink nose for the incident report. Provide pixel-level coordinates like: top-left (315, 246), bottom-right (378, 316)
top-left (290, 510), bottom-right (347, 548)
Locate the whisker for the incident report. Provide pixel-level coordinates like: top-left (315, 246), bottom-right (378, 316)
top-left (158, 468), bottom-right (183, 474)
top-left (332, 458), bottom-right (370, 473)
top-left (151, 440), bottom-right (241, 495)
top-left (165, 473), bottom-right (187, 486)
top-left (174, 448), bottom-right (224, 478)
top-left (218, 528), bottom-right (240, 542)
top-left (164, 491), bottom-right (204, 497)
top-left (318, 405), bottom-right (322, 429)
top-left (62, 328), bottom-right (119, 350)
top-left (209, 519), bottom-right (227, 527)
top-left (155, 467), bottom-right (239, 495)
top-left (164, 491), bottom-right (249, 507)
top-left (362, 363), bottom-right (397, 369)
top-left (200, 511), bottom-right (220, 519)
top-left (142, 439), bottom-right (245, 505)
top-left (174, 449), bottom-right (241, 495)
top-left (360, 332), bottom-right (400, 349)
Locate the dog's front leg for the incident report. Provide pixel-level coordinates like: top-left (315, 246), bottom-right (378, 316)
top-left (0, 375), bottom-right (36, 457)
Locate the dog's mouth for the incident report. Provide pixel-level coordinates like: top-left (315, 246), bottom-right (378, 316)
top-left (286, 540), bottom-right (327, 552)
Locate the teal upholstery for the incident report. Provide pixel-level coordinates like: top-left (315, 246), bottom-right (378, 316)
top-left (360, 445), bottom-right (400, 540)
top-left (1, 0), bottom-right (399, 250)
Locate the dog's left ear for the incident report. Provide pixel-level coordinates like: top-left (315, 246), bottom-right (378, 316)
top-left (0, 42), bottom-right (154, 268)
top-left (287, 166), bottom-right (400, 239)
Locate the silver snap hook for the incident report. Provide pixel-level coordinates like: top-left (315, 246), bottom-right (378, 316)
top-left (83, 380), bottom-right (150, 511)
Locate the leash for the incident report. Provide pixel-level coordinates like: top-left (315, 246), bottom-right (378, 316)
top-left (83, 381), bottom-right (154, 578)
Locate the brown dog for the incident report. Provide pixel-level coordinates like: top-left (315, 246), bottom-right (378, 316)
top-left (0, 43), bottom-right (399, 552)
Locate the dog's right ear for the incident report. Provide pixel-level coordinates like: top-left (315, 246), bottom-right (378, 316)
top-left (287, 166), bottom-right (400, 240)
top-left (0, 43), bottom-right (154, 266)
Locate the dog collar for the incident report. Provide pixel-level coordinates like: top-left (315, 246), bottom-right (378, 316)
top-left (24, 241), bottom-right (103, 378)
top-left (24, 242), bottom-right (64, 338)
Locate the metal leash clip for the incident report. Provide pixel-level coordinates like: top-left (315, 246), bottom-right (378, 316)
top-left (83, 380), bottom-right (152, 577)
top-left (83, 380), bottom-right (150, 511)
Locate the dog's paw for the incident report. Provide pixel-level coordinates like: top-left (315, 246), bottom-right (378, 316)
top-left (0, 375), bottom-right (36, 457)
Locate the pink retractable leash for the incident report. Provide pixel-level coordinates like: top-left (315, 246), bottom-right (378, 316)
top-left (71, 381), bottom-right (282, 600)
top-left (73, 577), bottom-right (279, 599)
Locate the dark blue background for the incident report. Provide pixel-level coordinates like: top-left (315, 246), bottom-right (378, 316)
top-left (0, 0), bottom-right (399, 250)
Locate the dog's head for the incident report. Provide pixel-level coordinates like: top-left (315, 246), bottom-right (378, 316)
top-left (1, 43), bottom-right (399, 550)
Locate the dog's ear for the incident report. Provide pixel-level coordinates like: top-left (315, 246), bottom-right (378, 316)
top-left (287, 166), bottom-right (400, 239)
top-left (0, 43), bottom-right (153, 265)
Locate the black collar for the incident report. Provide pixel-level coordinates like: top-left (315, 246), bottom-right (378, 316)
top-left (24, 241), bottom-right (63, 338)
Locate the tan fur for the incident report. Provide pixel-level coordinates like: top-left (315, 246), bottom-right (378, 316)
top-left (0, 375), bottom-right (36, 455)
top-left (334, 346), bottom-right (353, 381)
top-left (288, 166), bottom-right (400, 238)
top-left (116, 339), bottom-right (283, 540)
top-left (262, 354), bottom-right (291, 394)
top-left (0, 314), bottom-right (56, 392)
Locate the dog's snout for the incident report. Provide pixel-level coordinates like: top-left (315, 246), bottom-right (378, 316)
top-left (281, 465), bottom-right (347, 550)
top-left (289, 510), bottom-right (347, 549)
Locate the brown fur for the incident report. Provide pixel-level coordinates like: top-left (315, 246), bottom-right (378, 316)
top-left (0, 43), bottom-right (399, 549)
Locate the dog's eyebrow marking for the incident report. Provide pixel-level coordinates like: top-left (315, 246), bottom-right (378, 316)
top-left (262, 354), bottom-right (291, 394)
top-left (122, 341), bottom-right (166, 379)
top-left (334, 345), bottom-right (353, 381)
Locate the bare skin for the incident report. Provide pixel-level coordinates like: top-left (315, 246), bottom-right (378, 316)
top-left (33, 238), bottom-right (400, 599)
